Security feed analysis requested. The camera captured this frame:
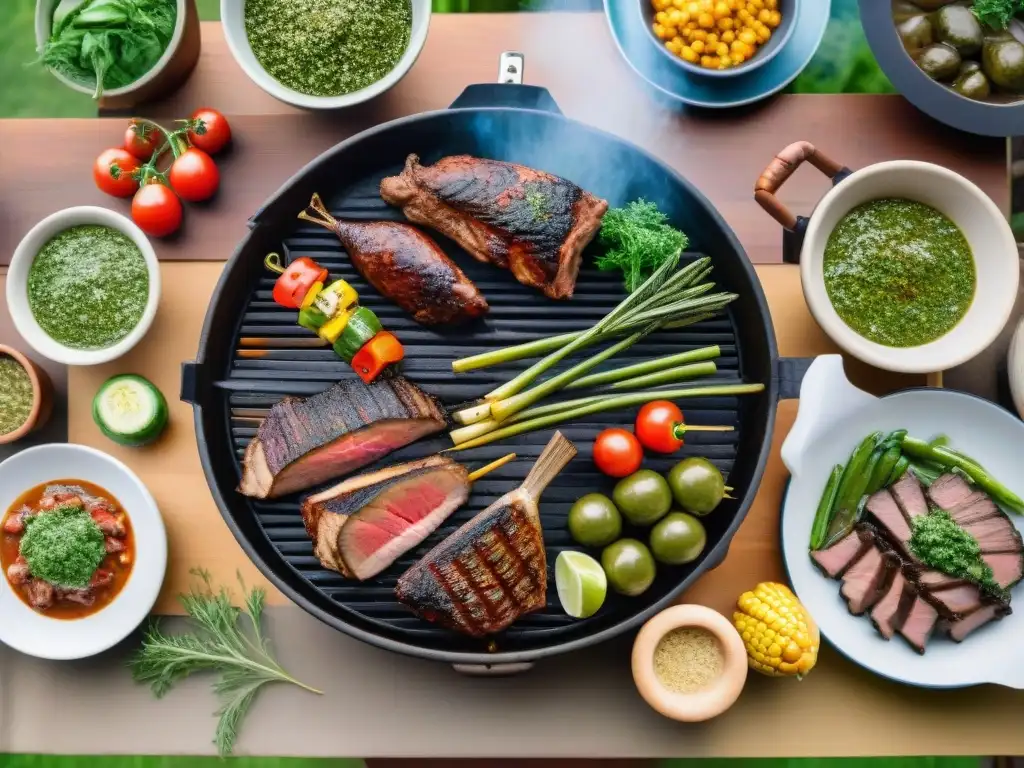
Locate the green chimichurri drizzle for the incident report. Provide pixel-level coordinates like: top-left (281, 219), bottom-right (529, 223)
top-left (910, 509), bottom-right (1007, 600)
top-left (245, 0), bottom-right (413, 98)
top-left (823, 199), bottom-right (976, 348)
top-left (0, 355), bottom-right (33, 435)
top-left (27, 225), bottom-right (149, 351)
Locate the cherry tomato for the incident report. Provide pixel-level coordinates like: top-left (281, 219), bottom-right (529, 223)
top-left (188, 108), bottom-right (232, 155)
top-left (124, 123), bottom-right (161, 161)
top-left (132, 182), bottom-right (183, 238)
top-left (93, 148), bottom-right (139, 198)
top-left (168, 147), bottom-right (220, 202)
top-left (635, 401), bottom-right (686, 454)
top-left (593, 428), bottom-right (644, 478)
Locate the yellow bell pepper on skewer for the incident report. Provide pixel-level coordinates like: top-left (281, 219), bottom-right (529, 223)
top-left (318, 306), bottom-right (358, 344)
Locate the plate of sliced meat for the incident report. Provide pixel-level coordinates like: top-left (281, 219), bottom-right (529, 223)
top-left (781, 355), bottom-right (1024, 689)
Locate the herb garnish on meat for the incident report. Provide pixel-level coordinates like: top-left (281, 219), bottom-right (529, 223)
top-left (20, 504), bottom-right (105, 588)
top-left (910, 509), bottom-right (1007, 598)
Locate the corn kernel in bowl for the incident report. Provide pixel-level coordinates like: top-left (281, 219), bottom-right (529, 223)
top-left (650, 0), bottom-right (782, 71)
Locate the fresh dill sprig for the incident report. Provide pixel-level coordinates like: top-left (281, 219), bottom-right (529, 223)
top-left (972, 0), bottom-right (1024, 29)
top-left (596, 199), bottom-right (690, 292)
top-left (129, 568), bottom-right (321, 756)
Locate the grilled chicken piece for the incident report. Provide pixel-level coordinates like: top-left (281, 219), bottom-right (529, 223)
top-left (238, 377), bottom-right (446, 499)
top-left (299, 193), bottom-right (488, 326)
top-left (899, 596), bottom-right (938, 654)
top-left (810, 527), bottom-right (871, 579)
top-left (380, 155), bottom-right (608, 300)
top-left (396, 432), bottom-right (577, 637)
top-left (301, 456), bottom-right (471, 581)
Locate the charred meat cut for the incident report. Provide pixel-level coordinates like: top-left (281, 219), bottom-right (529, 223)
top-left (810, 528), bottom-right (871, 579)
top-left (238, 377), bottom-right (446, 499)
top-left (380, 155), bottom-right (608, 300)
top-left (943, 604), bottom-right (1008, 642)
top-left (301, 456), bottom-right (471, 581)
top-left (865, 489), bottom-right (914, 559)
top-left (840, 537), bottom-right (900, 616)
top-left (890, 473), bottom-right (928, 521)
top-left (947, 494), bottom-right (1000, 527)
top-left (927, 473), bottom-right (974, 511)
top-left (923, 583), bottom-right (985, 619)
top-left (983, 551), bottom-right (1024, 588)
top-left (961, 513), bottom-right (1023, 554)
top-left (870, 570), bottom-right (915, 640)
top-left (899, 596), bottom-right (938, 654)
top-left (396, 432), bottom-right (577, 637)
top-left (299, 194), bottom-right (488, 326)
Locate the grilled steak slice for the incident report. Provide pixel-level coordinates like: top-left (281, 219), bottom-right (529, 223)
top-left (915, 569), bottom-right (966, 591)
top-left (841, 541), bottom-right (900, 616)
top-left (866, 490), bottom-right (914, 558)
top-left (923, 583), bottom-right (984, 619)
top-left (299, 194), bottom-right (488, 325)
top-left (961, 513), bottom-right (1023, 554)
top-left (983, 551), bottom-right (1024, 588)
top-left (947, 493), bottom-right (1000, 527)
top-left (238, 377), bottom-right (446, 499)
top-left (928, 473), bottom-right (974, 511)
top-left (301, 456), bottom-right (470, 580)
top-left (396, 432), bottom-right (576, 637)
top-left (943, 603), bottom-right (1009, 642)
top-left (810, 528), bottom-right (873, 579)
top-left (380, 155), bottom-right (608, 300)
top-left (891, 473), bottom-right (928, 521)
top-left (899, 596), bottom-right (938, 654)
top-left (870, 570), bottom-right (916, 640)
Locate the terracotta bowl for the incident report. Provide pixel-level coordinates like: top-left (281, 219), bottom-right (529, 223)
top-left (632, 604), bottom-right (748, 722)
top-left (0, 345), bottom-right (53, 446)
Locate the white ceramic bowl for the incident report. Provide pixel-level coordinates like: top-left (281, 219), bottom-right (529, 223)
top-left (800, 161), bottom-right (1019, 374)
top-left (221, 0), bottom-right (432, 110)
top-left (6, 207), bottom-right (161, 366)
top-left (0, 444), bottom-right (167, 660)
top-left (35, 0), bottom-right (191, 99)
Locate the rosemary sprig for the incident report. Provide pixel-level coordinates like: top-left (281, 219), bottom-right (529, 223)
top-left (129, 569), bottom-right (321, 756)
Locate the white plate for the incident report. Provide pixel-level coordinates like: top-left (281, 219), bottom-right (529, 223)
top-left (781, 356), bottom-right (1024, 689)
top-left (0, 444), bottom-right (167, 660)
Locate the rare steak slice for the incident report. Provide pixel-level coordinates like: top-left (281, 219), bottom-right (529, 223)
top-left (866, 490), bottom-right (914, 558)
top-left (238, 377), bottom-right (446, 499)
top-left (961, 513), bottom-right (1023, 554)
top-left (947, 493), bottom-right (1000, 527)
top-left (810, 528), bottom-right (872, 579)
top-left (898, 596), bottom-right (938, 654)
top-left (870, 569), bottom-right (916, 640)
top-left (943, 603), bottom-right (1009, 642)
top-left (927, 473), bottom-right (974, 511)
top-left (983, 551), bottom-right (1024, 588)
top-left (923, 583), bottom-right (984, 620)
top-left (890, 473), bottom-right (928, 521)
top-left (840, 541), bottom-right (900, 616)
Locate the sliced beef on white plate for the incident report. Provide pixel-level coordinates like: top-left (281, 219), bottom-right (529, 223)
top-left (870, 569), bottom-right (916, 640)
top-left (947, 493), bottom-right (1001, 527)
top-left (841, 543), bottom-right (901, 616)
top-left (983, 551), bottom-right (1024, 588)
top-left (810, 527), bottom-right (872, 579)
top-left (927, 473), bottom-right (975, 511)
top-left (891, 473), bottom-right (929, 521)
top-left (961, 513), bottom-right (1023, 554)
top-left (941, 603), bottom-right (1011, 642)
top-left (914, 568), bottom-right (966, 591)
top-left (898, 596), bottom-right (939, 654)
top-left (922, 583), bottom-right (985, 620)
top-left (866, 490), bottom-right (915, 558)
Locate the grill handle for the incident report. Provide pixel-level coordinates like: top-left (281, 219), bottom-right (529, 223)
top-left (452, 662), bottom-right (534, 676)
top-left (449, 52), bottom-right (562, 115)
top-left (181, 361), bottom-right (202, 405)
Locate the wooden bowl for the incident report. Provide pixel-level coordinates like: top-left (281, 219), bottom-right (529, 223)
top-left (632, 604), bottom-right (747, 722)
top-left (0, 345), bottom-right (53, 446)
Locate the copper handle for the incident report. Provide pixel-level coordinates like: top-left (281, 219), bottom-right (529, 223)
top-left (755, 141), bottom-right (846, 231)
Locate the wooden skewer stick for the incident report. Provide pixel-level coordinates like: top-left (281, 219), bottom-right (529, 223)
top-left (467, 453), bottom-right (517, 483)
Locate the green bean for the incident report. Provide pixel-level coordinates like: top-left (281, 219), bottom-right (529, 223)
top-left (866, 444), bottom-right (902, 494)
top-left (826, 432), bottom-right (882, 543)
top-left (884, 429), bottom-right (908, 445)
top-left (901, 436), bottom-right (1024, 515)
top-left (886, 456), bottom-right (911, 485)
top-left (810, 464), bottom-right (844, 550)
top-left (929, 434), bottom-right (950, 448)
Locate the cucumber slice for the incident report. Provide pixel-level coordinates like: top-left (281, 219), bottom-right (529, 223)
top-left (92, 374), bottom-right (168, 447)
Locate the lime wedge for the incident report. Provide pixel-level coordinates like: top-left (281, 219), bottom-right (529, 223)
top-left (556, 551), bottom-right (608, 619)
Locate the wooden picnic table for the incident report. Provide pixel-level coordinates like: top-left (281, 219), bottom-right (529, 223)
top-left (1, 11), bottom-right (1023, 760)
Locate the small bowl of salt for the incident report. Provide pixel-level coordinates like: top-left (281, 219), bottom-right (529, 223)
top-left (632, 604), bottom-right (748, 722)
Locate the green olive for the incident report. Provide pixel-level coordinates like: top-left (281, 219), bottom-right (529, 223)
top-left (666, 457), bottom-right (726, 516)
top-left (983, 33), bottom-right (1024, 91)
top-left (601, 539), bottom-right (656, 597)
top-left (568, 493), bottom-right (622, 548)
top-left (932, 4), bottom-right (982, 57)
top-left (953, 68), bottom-right (991, 100)
top-left (897, 14), bottom-right (933, 52)
top-left (914, 42), bottom-right (962, 82)
top-left (650, 512), bottom-right (707, 565)
top-left (612, 470), bottom-right (673, 527)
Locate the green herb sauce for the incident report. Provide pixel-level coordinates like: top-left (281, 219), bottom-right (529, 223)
top-left (20, 504), bottom-right (106, 589)
top-left (823, 199), bottom-right (975, 348)
top-left (910, 509), bottom-right (1006, 599)
top-left (27, 225), bottom-right (149, 350)
top-left (245, 0), bottom-right (413, 97)
top-left (0, 355), bottom-right (33, 436)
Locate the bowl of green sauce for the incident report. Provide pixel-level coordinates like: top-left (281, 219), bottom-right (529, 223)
top-left (221, 0), bottom-right (431, 110)
top-left (764, 152), bottom-right (1019, 373)
top-left (0, 345), bottom-right (53, 446)
top-left (6, 207), bottom-right (161, 366)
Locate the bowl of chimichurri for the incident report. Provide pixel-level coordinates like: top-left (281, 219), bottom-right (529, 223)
top-left (221, 0), bottom-right (431, 110)
top-left (0, 345), bottom-right (52, 446)
top-left (756, 144), bottom-right (1019, 374)
top-left (6, 207), bottom-right (160, 366)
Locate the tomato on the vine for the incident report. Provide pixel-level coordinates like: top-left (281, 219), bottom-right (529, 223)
top-left (93, 148), bottom-right (140, 198)
top-left (187, 108), bottom-right (231, 155)
top-left (124, 123), bottom-right (161, 161)
top-left (132, 182), bottom-right (183, 238)
top-left (168, 147), bottom-right (220, 202)
top-left (593, 428), bottom-right (643, 478)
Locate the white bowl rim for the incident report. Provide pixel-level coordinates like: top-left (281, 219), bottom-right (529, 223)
top-left (220, 0), bottom-right (432, 110)
top-left (34, 0), bottom-right (189, 97)
top-left (0, 443), bottom-right (168, 661)
top-left (5, 206), bottom-right (161, 366)
top-left (800, 160), bottom-right (1020, 374)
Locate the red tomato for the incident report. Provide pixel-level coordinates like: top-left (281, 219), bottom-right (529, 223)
top-left (168, 147), bottom-right (220, 202)
top-left (188, 108), bottom-right (232, 155)
top-left (593, 428), bottom-right (643, 478)
top-left (132, 182), bottom-right (183, 238)
top-left (93, 148), bottom-right (140, 198)
top-left (124, 123), bottom-right (161, 161)
top-left (635, 401), bottom-right (686, 454)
